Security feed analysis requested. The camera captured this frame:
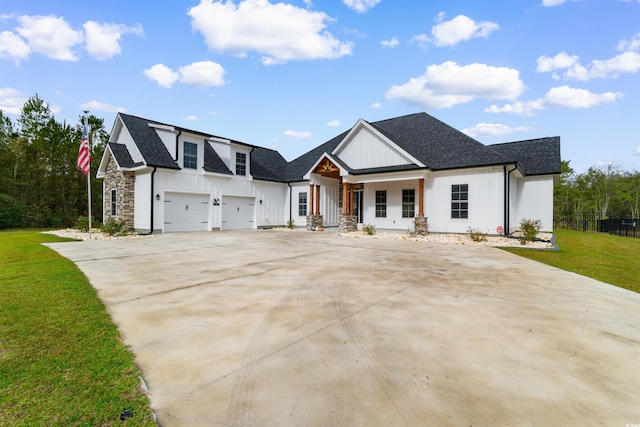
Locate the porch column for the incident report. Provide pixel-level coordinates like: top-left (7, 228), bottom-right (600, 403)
top-left (418, 178), bottom-right (424, 217)
top-left (348, 184), bottom-right (354, 216)
top-left (414, 177), bottom-right (427, 235)
top-left (342, 181), bottom-right (349, 215)
top-left (315, 185), bottom-right (321, 216)
top-left (309, 183), bottom-right (315, 215)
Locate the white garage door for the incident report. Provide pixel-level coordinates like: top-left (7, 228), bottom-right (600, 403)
top-left (221, 196), bottom-right (255, 230)
top-left (164, 192), bottom-right (209, 232)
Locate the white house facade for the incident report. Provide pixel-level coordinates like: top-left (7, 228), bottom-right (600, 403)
top-left (97, 112), bottom-right (561, 235)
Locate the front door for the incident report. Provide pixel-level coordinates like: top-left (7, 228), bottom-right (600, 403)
top-left (353, 190), bottom-right (364, 223)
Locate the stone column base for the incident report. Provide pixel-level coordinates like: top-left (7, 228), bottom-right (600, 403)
top-left (414, 216), bottom-right (428, 235)
top-left (339, 215), bottom-right (358, 233)
top-left (306, 215), bottom-right (323, 230)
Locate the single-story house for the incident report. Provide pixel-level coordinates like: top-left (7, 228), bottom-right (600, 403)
top-left (97, 112), bottom-right (560, 234)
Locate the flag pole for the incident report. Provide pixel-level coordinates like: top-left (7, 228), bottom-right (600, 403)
top-left (84, 110), bottom-right (92, 241)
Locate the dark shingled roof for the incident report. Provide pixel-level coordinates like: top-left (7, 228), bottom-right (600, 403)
top-left (107, 142), bottom-right (143, 168)
top-left (488, 137), bottom-right (561, 175)
top-left (369, 113), bottom-right (506, 170)
top-left (285, 131), bottom-right (348, 182)
top-left (203, 143), bottom-right (233, 175)
top-left (250, 147), bottom-right (289, 182)
top-left (119, 113), bottom-right (180, 170)
top-left (117, 112), bottom-right (560, 182)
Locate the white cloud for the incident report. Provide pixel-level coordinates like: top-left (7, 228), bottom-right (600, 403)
top-left (188, 0), bottom-right (353, 65)
top-left (0, 87), bottom-right (28, 115)
top-left (540, 34), bottom-right (640, 80)
top-left (462, 123), bottom-right (532, 137)
top-left (144, 64), bottom-right (180, 88)
top-left (430, 13), bottom-right (499, 47)
top-left (631, 146), bottom-right (640, 156)
top-left (589, 51), bottom-right (640, 78)
top-left (183, 115), bottom-right (198, 121)
top-left (343, 0), bottom-right (381, 13)
top-left (0, 31), bottom-right (29, 63)
top-left (80, 100), bottom-right (126, 113)
top-left (542, 0), bottom-right (570, 6)
top-left (371, 102), bottom-right (382, 108)
top-left (385, 61), bottom-right (524, 109)
top-left (83, 21), bottom-right (143, 61)
top-left (409, 34), bottom-right (429, 50)
top-left (486, 85), bottom-right (619, 116)
top-left (179, 61), bottom-right (226, 87)
top-left (536, 51), bottom-right (579, 72)
top-left (16, 15), bottom-right (83, 61)
top-left (380, 37), bottom-right (399, 48)
top-left (327, 119), bottom-right (342, 127)
top-left (284, 130), bottom-right (312, 138)
top-left (617, 32), bottom-right (640, 52)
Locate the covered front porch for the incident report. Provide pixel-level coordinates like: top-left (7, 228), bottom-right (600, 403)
top-left (304, 155), bottom-right (428, 234)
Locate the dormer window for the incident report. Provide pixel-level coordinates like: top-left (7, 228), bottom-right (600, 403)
top-left (184, 142), bottom-right (197, 169)
top-left (236, 152), bottom-right (246, 176)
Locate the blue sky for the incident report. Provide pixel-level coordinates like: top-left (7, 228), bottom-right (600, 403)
top-left (1, 0), bottom-right (639, 172)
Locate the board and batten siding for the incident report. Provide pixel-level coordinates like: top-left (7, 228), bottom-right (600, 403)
top-left (289, 180), bottom-right (340, 228)
top-left (152, 168), bottom-right (288, 231)
top-left (337, 128), bottom-right (412, 170)
top-left (425, 167), bottom-right (505, 234)
top-left (134, 171), bottom-right (152, 232)
top-left (361, 179), bottom-right (419, 231)
top-left (512, 176), bottom-right (554, 232)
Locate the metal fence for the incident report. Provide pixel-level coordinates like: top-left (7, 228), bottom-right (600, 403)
top-left (554, 212), bottom-right (640, 238)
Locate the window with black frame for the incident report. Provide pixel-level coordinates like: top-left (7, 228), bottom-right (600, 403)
top-left (111, 189), bottom-right (117, 216)
top-left (183, 142), bottom-right (197, 169)
top-left (236, 152), bottom-right (246, 176)
top-left (451, 184), bottom-right (468, 219)
top-left (402, 189), bottom-right (415, 218)
top-left (375, 190), bottom-right (387, 218)
top-left (298, 192), bottom-right (307, 216)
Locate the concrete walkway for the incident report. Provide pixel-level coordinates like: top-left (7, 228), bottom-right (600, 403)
top-left (46, 230), bottom-right (640, 426)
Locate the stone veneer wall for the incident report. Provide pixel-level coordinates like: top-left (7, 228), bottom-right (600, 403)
top-left (414, 216), bottom-right (428, 235)
top-left (339, 215), bottom-right (357, 233)
top-left (306, 214), bottom-right (324, 230)
top-left (103, 157), bottom-right (135, 230)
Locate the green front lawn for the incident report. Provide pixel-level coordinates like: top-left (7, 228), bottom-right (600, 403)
top-left (0, 230), bottom-right (155, 426)
top-left (503, 229), bottom-right (640, 293)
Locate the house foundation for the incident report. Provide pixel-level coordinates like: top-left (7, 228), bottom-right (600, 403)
top-left (339, 215), bottom-right (358, 233)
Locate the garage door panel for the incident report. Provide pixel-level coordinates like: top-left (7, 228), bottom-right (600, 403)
top-left (164, 192), bottom-right (209, 232)
top-left (221, 196), bottom-right (255, 230)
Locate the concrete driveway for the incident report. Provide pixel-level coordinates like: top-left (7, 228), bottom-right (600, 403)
top-left (46, 230), bottom-right (640, 426)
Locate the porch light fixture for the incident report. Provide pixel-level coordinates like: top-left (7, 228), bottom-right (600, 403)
top-left (259, 200), bottom-right (263, 205)
top-left (156, 194), bottom-right (160, 201)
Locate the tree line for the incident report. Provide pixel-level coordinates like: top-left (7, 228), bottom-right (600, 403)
top-left (1, 94), bottom-right (639, 230)
top-left (0, 95), bottom-right (107, 229)
top-left (555, 161), bottom-right (640, 219)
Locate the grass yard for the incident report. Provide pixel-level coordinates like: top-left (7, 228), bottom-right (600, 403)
top-left (0, 230), bottom-right (155, 426)
top-left (503, 229), bottom-right (640, 294)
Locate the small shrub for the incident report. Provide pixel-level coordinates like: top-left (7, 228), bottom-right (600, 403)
top-left (520, 218), bottom-right (542, 242)
top-left (75, 216), bottom-right (89, 232)
top-left (101, 217), bottom-right (127, 236)
top-left (286, 218), bottom-right (295, 229)
top-left (362, 223), bottom-right (376, 235)
top-left (468, 227), bottom-right (487, 242)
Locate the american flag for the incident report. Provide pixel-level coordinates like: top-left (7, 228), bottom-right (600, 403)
top-left (77, 122), bottom-right (91, 176)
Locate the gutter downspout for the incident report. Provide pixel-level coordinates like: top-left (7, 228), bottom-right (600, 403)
top-left (287, 182), bottom-right (292, 224)
top-left (174, 130), bottom-right (182, 161)
top-left (149, 167), bottom-right (157, 235)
